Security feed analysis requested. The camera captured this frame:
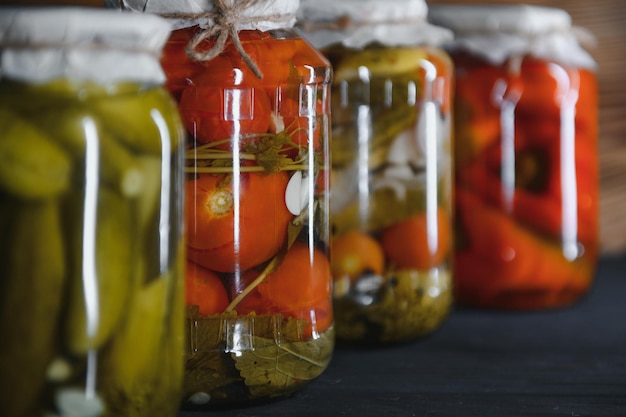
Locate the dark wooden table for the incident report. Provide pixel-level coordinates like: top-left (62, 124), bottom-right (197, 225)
top-left (180, 255), bottom-right (626, 417)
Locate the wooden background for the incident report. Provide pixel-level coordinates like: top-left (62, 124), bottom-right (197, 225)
top-left (428, 0), bottom-right (626, 255)
top-left (3, 0), bottom-right (626, 254)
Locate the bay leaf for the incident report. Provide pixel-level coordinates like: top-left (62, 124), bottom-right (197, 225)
top-left (232, 323), bottom-right (334, 398)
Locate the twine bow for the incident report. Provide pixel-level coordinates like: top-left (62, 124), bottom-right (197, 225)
top-left (161, 0), bottom-right (293, 79)
top-left (187, 0), bottom-right (263, 78)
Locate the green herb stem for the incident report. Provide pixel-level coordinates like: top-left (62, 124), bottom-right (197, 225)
top-left (185, 164), bottom-right (310, 174)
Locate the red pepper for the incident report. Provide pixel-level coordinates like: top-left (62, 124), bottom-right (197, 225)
top-left (454, 59), bottom-right (598, 249)
top-left (459, 119), bottom-right (597, 247)
top-left (454, 188), bottom-right (595, 309)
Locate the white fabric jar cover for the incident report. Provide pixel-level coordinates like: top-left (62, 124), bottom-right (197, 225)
top-left (427, 4), bottom-right (597, 70)
top-left (296, 0), bottom-right (453, 50)
top-left (106, 0), bottom-right (298, 31)
top-left (0, 7), bottom-right (171, 84)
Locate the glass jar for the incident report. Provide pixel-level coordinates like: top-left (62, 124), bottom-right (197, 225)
top-left (298, 0), bottom-right (455, 345)
top-left (0, 8), bottom-right (185, 417)
top-left (429, 5), bottom-right (599, 309)
top-left (114, 0), bottom-right (334, 407)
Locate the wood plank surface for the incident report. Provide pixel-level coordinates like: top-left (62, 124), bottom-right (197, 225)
top-left (429, 0), bottom-right (626, 255)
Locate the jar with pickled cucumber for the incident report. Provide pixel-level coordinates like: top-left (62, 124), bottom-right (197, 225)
top-left (109, 0), bottom-right (334, 407)
top-left (298, 0), bottom-right (454, 345)
top-left (0, 8), bottom-right (186, 417)
top-left (429, 5), bottom-right (599, 310)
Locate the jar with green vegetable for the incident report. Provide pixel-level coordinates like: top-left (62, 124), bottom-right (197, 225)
top-left (0, 8), bottom-right (186, 417)
top-left (298, 0), bottom-right (455, 344)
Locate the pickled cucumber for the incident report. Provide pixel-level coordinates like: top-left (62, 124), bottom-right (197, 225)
top-left (331, 103), bottom-right (417, 168)
top-left (133, 156), bottom-right (163, 233)
top-left (132, 156), bottom-right (169, 284)
top-left (99, 270), bottom-right (179, 417)
top-left (28, 107), bottom-right (146, 198)
top-left (332, 47), bottom-right (427, 83)
top-left (0, 79), bottom-right (77, 114)
top-left (97, 130), bottom-right (146, 198)
top-left (91, 89), bottom-right (184, 155)
top-left (0, 76), bottom-right (184, 416)
top-left (330, 185), bottom-right (426, 235)
top-left (62, 188), bottom-right (134, 355)
top-left (0, 107), bottom-right (71, 199)
top-left (0, 198), bottom-right (66, 417)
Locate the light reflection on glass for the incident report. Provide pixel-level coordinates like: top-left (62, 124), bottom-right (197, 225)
top-left (550, 63), bottom-right (580, 261)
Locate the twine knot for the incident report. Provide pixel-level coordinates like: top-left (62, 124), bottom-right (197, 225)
top-left (182, 0), bottom-right (276, 79)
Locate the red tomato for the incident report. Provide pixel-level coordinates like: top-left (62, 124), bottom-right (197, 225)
top-left (239, 35), bottom-right (299, 89)
top-left (232, 283), bottom-right (279, 316)
top-left (178, 63), bottom-right (272, 150)
top-left (235, 259), bottom-right (333, 337)
top-left (381, 209), bottom-right (451, 270)
top-left (186, 171), bottom-right (292, 272)
top-left (291, 47), bottom-right (331, 84)
top-left (298, 298), bottom-right (333, 337)
top-left (257, 242), bottom-right (331, 311)
top-left (331, 231), bottom-right (385, 283)
top-left (185, 260), bottom-right (229, 316)
top-left (235, 284), bottom-right (332, 337)
top-left (236, 30), bottom-right (273, 42)
top-left (161, 27), bottom-right (205, 101)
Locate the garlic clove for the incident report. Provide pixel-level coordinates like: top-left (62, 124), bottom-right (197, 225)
top-left (285, 170), bottom-right (309, 216)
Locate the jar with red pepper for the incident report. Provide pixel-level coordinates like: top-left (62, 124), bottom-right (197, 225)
top-left (110, 0), bottom-right (334, 407)
top-left (429, 5), bottom-right (599, 309)
top-left (298, 0), bottom-right (455, 344)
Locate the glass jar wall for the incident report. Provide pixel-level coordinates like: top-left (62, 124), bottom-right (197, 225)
top-left (429, 5), bottom-right (599, 309)
top-left (0, 8), bottom-right (185, 417)
top-left (298, 0), bottom-right (455, 345)
top-left (156, 0), bottom-right (334, 406)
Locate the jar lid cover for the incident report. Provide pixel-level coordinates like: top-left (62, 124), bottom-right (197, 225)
top-left (428, 5), bottom-right (572, 36)
top-left (428, 5), bottom-right (597, 69)
top-left (0, 7), bottom-right (171, 84)
top-left (109, 0), bottom-right (298, 31)
top-left (297, 0), bottom-right (452, 49)
top-left (299, 0), bottom-right (428, 24)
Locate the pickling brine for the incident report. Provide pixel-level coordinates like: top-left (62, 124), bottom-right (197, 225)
top-left (0, 8), bottom-right (185, 417)
top-left (155, 0), bottom-right (334, 406)
top-left (429, 5), bottom-right (599, 309)
top-left (298, 0), bottom-right (455, 345)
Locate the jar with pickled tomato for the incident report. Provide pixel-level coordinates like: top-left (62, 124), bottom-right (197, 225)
top-left (0, 8), bottom-right (185, 417)
top-left (429, 5), bottom-right (599, 309)
top-left (298, 0), bottom-right (455, 345)
top-left (112, 0), bottom-right (334, 407)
